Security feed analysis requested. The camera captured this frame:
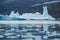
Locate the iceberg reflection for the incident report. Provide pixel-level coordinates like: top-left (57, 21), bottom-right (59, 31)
top-left (0, 24), bottom-right (60, 40)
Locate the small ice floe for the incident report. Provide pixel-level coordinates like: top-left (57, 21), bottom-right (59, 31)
top-left (16, 35), bottom-right (20, 37)
top-left (6, 36), bottom-right (18, 38)
top-left (4, 33), bottom-right (15, 36)
top-left (0, 35), bottom-right (4, 38)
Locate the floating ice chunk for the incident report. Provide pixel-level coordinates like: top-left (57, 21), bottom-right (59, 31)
top-left (6, 36), bottom-right (18, 38)
top-left (5, 33), bottom-right (14, 36)
top-left (0, 35), bottom-right (4, 38)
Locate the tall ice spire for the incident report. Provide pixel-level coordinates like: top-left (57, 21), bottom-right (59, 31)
top-left (42, 6), bottom-right (55, 20)
top-left (43, 6), bottom-right (49, 17)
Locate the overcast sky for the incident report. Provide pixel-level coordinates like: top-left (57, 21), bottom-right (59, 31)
top-left (0, 0), bottom-right (60, 8)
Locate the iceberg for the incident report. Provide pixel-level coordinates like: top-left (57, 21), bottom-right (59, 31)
top-left (0, 6), bottom-right (55, 20)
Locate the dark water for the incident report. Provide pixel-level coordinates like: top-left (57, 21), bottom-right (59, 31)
top-left (0, 24), bottom-right (60, 40)
top-left (0, 16), bottom-right (26, 20)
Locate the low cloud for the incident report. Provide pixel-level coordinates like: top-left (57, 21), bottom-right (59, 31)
top-left (43, 1), bottom-right (60, 4)
top-left (32, 0), bottom-right (60, 7)
top-left (32, 4), bottom-right (41, 7)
